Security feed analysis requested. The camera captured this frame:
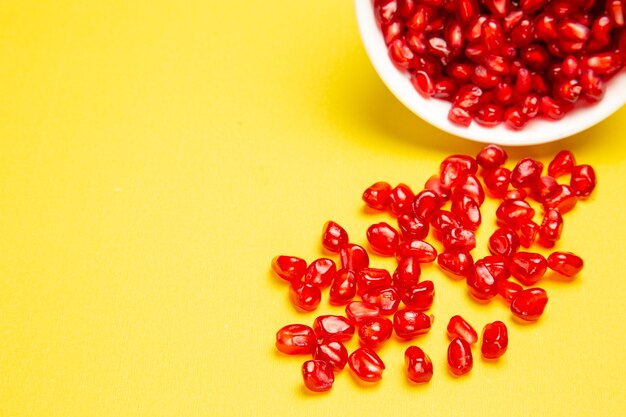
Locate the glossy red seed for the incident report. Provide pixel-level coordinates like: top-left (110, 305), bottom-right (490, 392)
top-left (489, 227), bottom-right (520, 258)
top-left (438, 249), bottom-right (474, 277)
top-left (339, 244), bottom-right (369, 272)
top-left (476, 144), bottom-right (507, 170)
top-left (570, 165), bottom-right (597, 197)
top-left (521, 94), bottom-right (541, 118)
top-left (361, 286), bottom-right (401, 315)
top-left (382, 19), bottom-right (405, 44)
top-left (583, 52), bottom-right (622, 75)
top-left (367, 222), bottom-right (401, 256)
top-left (543, 184), bottom-right (577, 214)
top-left (302, 360), bottom-right (334, 392)
top-left (313, 315), bottom-right (355, 343)
top-left (345, 301), bottom-right (381, 326)
top-left (483, 167), bottom-right (512, 198)
top-left (348, 347), bottom-right (385, 382)
top-left (497, 280), bottom-right (523, 303)
top-left (276, 324), bottom-right (317, 355)
top-left (547, 251), bottom-right (584, 277)
top-left (356, 268), bottom-right (392, 296)
top-left (504, 106), bottom-right (528, 129)
top-left (482, 255), bottom-right (511, 281)
top-left (494, 81), bottom-right (514, 104)
top-left (358, 316), bottom-right (394, 348)
top-left (448, 105), bottom-right (473, 126)
top-left (541, 96), bottom-right (571, 120)
top-left (397, 214), bottom-right (430, 240)
top-left (531, 176), bottom-right (560, 203)
top-left (440, 161), bottom-right (464, 189)
top-left (388, 38), bottom-right (415, 69)
top-left (609, 0), bottom-right (625, 27)
top-left (504, 189), bottom-right (527, 201)
top-left (509, 252), bottom-right (548, 286)
top-left (401, 280), bottom-right (435, 310)
top-left (538, 208), bottom-right (564, 247)
top-left (413, 190), bottom-right (443, 221)
top-left (289, 282), bottom-right (322, 312)
top-left (374, 0), bottom-right (399, 24)
top-left (451, 193), bottom-right (482, 231)
top-left (443, 227), bottom-right (477, 251)
top-left (424, 175), bottom-right (452, 201)
top-left (405, 346), bottom-right (433, 383)
top-left (448, 337), bottom-right (473, 376)
top-left (272, 256), bottom-right (307, 282)
top-left (455, 174), bottom-right (486, 205)
top-left (511, 287), bottom-right (548, 321)
top-left (329, 269), bottom-right (357, 305)
top-left (396, 239), bottom-right (438, 262)
top-left (322, 221), bottom-right (349, 253)
top-left (511, 157), bottom-right (544, 189)
top-left (304, 258), bottom-right (336, 288)
top-left (431, 209), bottom-right (463, 236)
top-left (389, 183), bottom-right (415, 216)
top-left (535, 13), bottom-right (558, 41)
top-left (548, 150), bottom-right (576, 177)
top-left (467, 260), bottom-right (498, 301)
top-left (580, 70), bottom-right (606, 101)
top-left (363, 181), bottom-right (393, 210)
top-left (447, 315), bottom-right (478, 344)
top-left (393, 257), bottom-right (422, 289)
top-left (496, 199), bottom-right (535, 229)
top-left (481, 321), bottom-right (508, 359)
top-left (518, 220), bottom-right (540, 248)
top-left (313, 341), bottom-right (348, 371)
top-left (412, 71), bottom-right (436, 97)
top-left (393, 309), bottom-right (433, 339)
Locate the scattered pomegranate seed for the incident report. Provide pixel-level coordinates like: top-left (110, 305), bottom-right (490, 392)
top-left (339, 244), bottom-right (369, 271)
top-left (348, 347), bottom-right (385, 382)
top-left (543, 184), bottom-right (577, 213)
top-left (538, 208), bottom-right (564, 247)
top-left (358, 316), bottom-right (394, 348)
top-left (511, 287), bottom-right (549, 321)
top-left (438, 249), bottom-right (474, 277)
top-left (322, 221), bottom-right (348, 253)
top-left (356, 268), bottom-right (392, 296)
top-left (481, 321), bottom-right (508, 359)
top-left (401, 280), bottom-right (435, 310)
top-left (467, 259), bottom-right (499, 301)
top-left (496, 199), bottom-right (535, 229)
top-left (276, 324), bottom-right (317, 355)
top-left (289, 281), bottom-right (322, 312)
top-left (511, 157), bottom-right (544, 189)
top-left (443, 227), bottom-right (477, 251)
top-left (447, 315), bottom-right (478, 344)
top-left (518, 220), bottom-right (540, 248)
top-left (455, 174), bottom-right (486, 205)
top-left (393, 309), bottom-right (433, 339)
top-left (312, 315), bottom-right (355, 343)
top-left (314, 341), bottom-right (348, 371)
top-left (393, 256), bottom-right (421, 289)
top-left (396, 239), bottom-right (438, 262)
top-left (531, 175), bottom-right (560, 203)
top-left (345, 301), bottom-right (381, 326)
top-left (272, 256), bottom-right (307, 282)
top-left (497, 280), bottom-right (524, 303)
top-left (547, 251), bottom-right (584, 277)
top-left (302, 360), bottom-right (334, 392)
top-left (570, 165), bottom-right (597, 197)
top-left (448, 337), bottom-right (473, 376)
top-left (361, 286), bottom-right (401, 315)
top-left (397, 214), bottom-right (430, 240)
top-left (509, 251), bottom-right (548, 286)
top-left (363, 181), bottom-right (393, 210)
top-left (412, 190), bottom-right (443, 221)
top-left (367, 222), bottom-right (401, 256)
top-left (451, 193), bottom-right (482, 230)
top-left (548, 150), bottom-right (576, 177)
top-left (389, 183), bottom-right (415, 216)
top-left (489, 227), bottom-right (521, 258)
top-left (405, 346), bottom-right (433, 383)
top-left (304, 258), bottom-right (336, 288)
top-left (329, 269), bottom-right (357, 305)
top-left (483, 167), bottom-right (512, 198)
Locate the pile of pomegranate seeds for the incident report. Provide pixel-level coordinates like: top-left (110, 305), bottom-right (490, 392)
top-left (272, 144), bottom-right (594, 391)
top-left (373, 0), bottom-right (625, 128)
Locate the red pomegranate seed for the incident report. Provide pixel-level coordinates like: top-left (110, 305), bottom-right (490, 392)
top-left (304, 258), bottom-right (337, 288)
top-left (358, 316), bottom-right (394, 348)
top-left (431, 209), bottom-right (463, 235)
top-left (497, 280), bottom-right (523, 303)
top-left (438, 249), bottom-right (474, 277)
top-left (361, 286), bottom-right (401, 315)
top-left (509, 252), bottom-right (548, 286)
top-left (538, 208), bottom-right (564, 247)
top-left (481, 321), bottom-right (508, 359)
top-left (302, 360), bottom-right (334, 392)
top-left (467, 260), bottom-right (499, 301)
top-left (412, 71), bottom-right (436, 97)
top-left (471, 65), bottom-right (501, 89)
top-left (340, 243), bottom-right (369, 271)
top-left (442, 227), bottom-right (477, 251)
top-left (482, 255), bottom-right (511, 280)
top-left (536, 13), bottom-right (558, 40)
top-left (609, 0), bottom-right (625, 27)
top-left (329, 269), bottom-right (357, 305)
top-left (494, 81), bottom-right (514, 103)
top-left (367, 222), bottom-right (401, 256)
top-left (504, 106), bottom-right (528, 129)
top-left (393, 256), bottom-right (422, 289)
top-left (477, 146), bottom-right (509, 171)
top-left (398, 213), bottom-right (430, 240)
top-left (483, 167), bottom-right (512, 198)
top-left (562, 55), bottom-right (580, 78)
top-left (405, 346), bottom-right (433, 383)
top-left (393, 309), bottom-right (433, 339)
top-left (388, 38), bottom-right (415, 69)
top-left (504, 10), bottom-right (525, 32)
top-left (374, 0), bottom-right (399, 24)
top-left (396, 239), bottom-right (438, 262)
top-left (489, 227), bottom-right (520, 258)
top-left (496, 199), bottom-right (536, 229)
top-left (554, 79), bottom-right (582, 103)
top-left (475, 103), bottom-right (505, 126)
top-left (583, 52), bottom-right (622, 75)
top-left (382, 19), bottom-right (405, 44)
top-left (543, 184), bottom-right (577, 213)
top-left (356, 268), bottom-right (392, 296)
top-left (541, 96), bottom-right (572, 120)
top-left (363, 181), bottom-right (392, 210)
top-left (413, 190), bottom-right (443, 221)
top-left (457, 0), bottom-right (479, 21)
top-left (289, 281), bottom-right (322, 312)
top-left (580, 70), bottom-right (606, 101)
top-left (389, 183), bottom-right (415, 216)
top-left (276, 324), bottom-right (317, 355)
top-left (511, 287), bottom-right (548, 321)
top-left (313, 315), bottom-right (355, 343)
top-left (446, 154), bottom-right (479, 175)
top-left (548, 150), bottom-right (576, 178)
top-left (445, 20), bottom-right (465, 51)
top-left (455, 174), bottom-right (486, 205)
top-left (448, 337), bottom-right (473, 376)
top-left (558, 20), bottom-right (592, 42)
top-left (440, 161), bottom-right (464, 190)
top-left (504, 189), bottom-right (527, 200)
top-left (345, 301), bottom-right (381, 326)
top-left (447, 315), bottom-right (478, 344)
top-left (570, 165), bottom-right (597, 197)
top-left (547, 251), bottom-right (584, 277)
top-left (313, 341), bottom-right (348, 371)
top-left (425, 175), bottom-right (452, 200)
top-left (448, 62), bottom-right (474, 83)
top-left (348, 347), bottom-right (385, 382)
top-left (401, 280), bottom-right (435, 310)
top-left (322, 221), bottom-right (349, 253)
top-left (448, 105), bottom-right (473, 126)
top-left (518, 220), bottom-right (540, 248)
top-left (272, 256), bottom-right (307, 282)
top-left (511, 157), bottom-right (544, 189)
top-left (455, 84), bottom-right (484, 110)
top-left (434, 77), bottom-right (459, 99)
top-left (531, 175), bottom-right (560, 203)
top-left (451, 193), bottom-right (482, 231)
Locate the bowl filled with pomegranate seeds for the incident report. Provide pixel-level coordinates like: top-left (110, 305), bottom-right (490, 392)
top-left (355, 0), bottom-right (626, 145)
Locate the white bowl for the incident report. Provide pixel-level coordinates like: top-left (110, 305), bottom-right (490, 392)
top-left (355, 0), bottom-right (626, 146)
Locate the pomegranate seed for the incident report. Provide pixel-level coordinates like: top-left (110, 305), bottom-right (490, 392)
top-left (475, 103), bottom-right (504, 126)
top-left (363, 181), bottom-right (392, 210)
top-left (521, 44), bottom-right (550, 70)
top-left (497, 280), bottom-right (523, 303)
top-left (511, 157), bottom-right (544, 189)
top-left (584, 51), bottom-right (622, 75)
top-left (393, 309), bottom-right (433, 339)
top-left (559, 20), bottom-right (592, 42)
top-left (457, 0), bottom-right (479, 22)
top-left (483, 255), bottom-right (511, 280)
top-left (504, 10), bottom-right (525, 32)
top-left (440, 161), bottom-right (464, 189)
top-left (443, 227), bottom-right (477, 251)
top-left (276, 324), bottom-right (317, 355)
top-left (547, 251), bottom-right (584, 277)
top-left (339, 244), bottom-right (369, 271)
top-left (329, 269), bottom-right (357, 305)
top-left (361, 286), bottom-right (401, 315)
top-left (531, 176), bottom-right (559, 203)
top-left (405, 346), bottom-right (433, 383)
top-left (447, 315), bottom-right (478, 344)
top-left (445, 20), bottom-right (465, 51)
top-left (570, 165), bottom-right (597, 197)
top-left (401, 280), bottom-right (435, 310)
top-left (424, 175), bottom-right (452, 200)
top-left (536, 13), bottom-right (558, 41)
top-left (314, 341), bottom-right (348, 371)
top-left (496, 199), bottom-right (536, 229)
top-left (494, 82), bottom-right (514, 104)
top-left (313, 315), bottom-right (355, 343)
top-left (467, 260), bottom-right (499, 301)
top-left (289, 281), bottom-right (322, 312)
top-left (455, 84), bottom-right (484, 110)
top-left (451, 193), bottom-right (482, 231)
top-left (511, 287), bottom-right (548, 321)
top-left (412, 71), bottom-right (436, 97)
top-left (580, 70), bottom-right (606, 101)
top-left (345, 301), bottom-right (381, 326)
top-left (483, 167), bottom-right (512, 198)
top-left (356, 268), bottom-right (392, 296)
top-left (304, 258), bottom-right (336, 288)
top-left (374, 0), bottom-right (399, 24)
top-left (521, 0), bottom-right (548, 14)
top-left (489, 227), bottom-right (520, 258)
top-left (448, 62), bottom-right (474, 83)
top-left (554, 79), bottom-right (582, 103)
top-left (541, 96), bottom-right (571, 120)
top-left (504, 189), bottom-right (527, 200)
top-left (382, 19), bottom-right (405, 44)
top-left (322, 221), bottom-right (348, 253)
top-left (431, 209), bottom-right (463, 235)
top-left (448, 337), bottom-right (473, 376)
top-left (455, 174), bottom-right (486, 205)
top-left (412, 190), bottom-right (443, 221)
top-left (396, 239), bottom-right (438, 262)
top-left (510, 19), bottom-right (535, 47)
top-left (393, 257), bottom-right (422, 289)
top-left (608, 0), bottom-right (625, 27)
top-left (509, 252), bottom-right (548, 286)
top-left (518, 220), bottom-right (540, 248)
top-left (302, 360), bottom-right (334, 392)
top-left (562, 55), bottom-right (580, 78)
top-left (481, 321), bottom-right (508, 359)
top-left (367, 222), bottom-right (401, 256)
top-left (471, 65), bottom-right (501, 89)
top-left (388, 38), bottom-right (415, 69)
top-left (272, 256), bottom-right (307, 282)
top-left (538, 208), bottom-right (564, 247)
top-left (438, 249), bottom-right (474, 277)
top-left (543, 184), bottom-right (577, 213)
top-left (445, 154), bottom-right (479, 175)
top-left (433, 77), bottom-right (459, 99)
top-left (389, 183), bottom-right (415, 216)
top-left (358, 316), bottom-right (394, 348)
top-left (449, 105), bottom-right (473, 126)
top-left (348, 348), bottom-right (385, 382)
top-left (504, 106), bottom-right (528, 129)
top-left (548, 150), bottom-right (576, 177)
top-left (397, 214), bottom-right (430, 240)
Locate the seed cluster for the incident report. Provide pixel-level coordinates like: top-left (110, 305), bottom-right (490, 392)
top-left (273, 144), bottom-right (594, 392)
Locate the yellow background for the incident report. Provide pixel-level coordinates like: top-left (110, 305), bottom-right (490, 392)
top-left (1, 1), bottom-right (625, 416)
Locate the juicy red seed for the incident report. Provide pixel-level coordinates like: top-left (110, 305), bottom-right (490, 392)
top-left (444, 154), bottom-right (479, 175)
top-left (448, 105), bottom-right (473, 126)
top-left (447, 315), bottom-right (478, 344)
top-left (339, 244), bottom-right (369, 271)
top-left (356, 268), bottom-right (392, 296)
top-left (467, 260), bottom-right (498, 301)
top-left (313, 315), bottom-right (355, 343)
top-left (509, 252), bottom-right (548, 286)
top-left (477, 144), bottom-right (508, 170)
top-left (448, 337), bottom-right (473, 376)
top-left (547, 251), bottom-right (584, 277)
top-left (455, 174), bottom-right (486, 205)
top-left (522, 94), bottom-right (541, 117)
top-left (389, 183), bottom-right (415, 216)
top-left (424, 175), bottom-right (452, 200)
top-left (548, 150), bottom-right (576, 177)
top-left (483, 167), bottom-right (512, 198)
top-left (393, 309), bottom-right (433, 339)
top-left (570, 165), bottom-right (597, 197)
top-left (583, 52), bottom-right (622, 75)
top-left (304, 258), bottom-right (337, 288)
top-left (329, 269), bottom-right (357, 305)
top-left (388, 38), bottom-right (415, 69)
top-left (361, 286), bottom-right (401, 315)
top-left (451, 193), bottom-right (482, 231)
top-left (374, 0), bottom-right (399, 24)
top-left (363, 181), bottom-right (392, 210)
top-left (289, 282), bottom-right (322, 312)
top-left (543, 184), bottom-right (577, 214)
top-left (302, 360), bottom-right (334, 392)
top-left (511, 157), bottom-right (544, 189)
top-left (322, 221), bottom-right (349, 253)
top-left (413, 190), bottom-right (444, 221)
top-left (482, 255), bottom-right (511, 280)
top-left (401, 280), bottom-right (435, 310)
top-left (313, 341), bottom-right (348, 371)
top-left (431, 209), bottom-right (463, 235)
top-left (345, 301), bottom-right (381, 326)
top-left (405, 346), bottom-right (433, 383)
top-left (538, 208), bottom-right (564, 247)
top-left (367, 222), bottom-right (401, 256)
top-left (494, 82), bottom-right (514, 104)
top-left (489, 227), bottom-right (520, 258)
top-left (438, 249), bottom-right (474, 277)
top-left (397, 214), bottom-right (430, 240)
top-left (531, 175), bottom-right (560, 203)
top-left (504, 106), bottom-right (528, 129)
top-left (382, 19), bottom-right (405, 44)
top-left (348, 347), bottom-right (385, 382)
top-left (511, 287), bottom-right (549, 321)
top-left (536, 13), bottom-right (558, 40)
top-left (558, 20), bottom-right (591, 42)
top-left (358, 316), bottom-right (394, 348)
top-left (475, 103), bottom-right (504, 126)
top-left (412, 71), bottom-right (436, 97)
top-left (496, 199), bottom-right (536, 229)
top-left (440, 160), bottom-right (465, 189)
top-left (497, 280), bottom-right (523, 303)
top-left (518, 220), bottom-right (540, 248)
top-left (276, 324), bottom-right (317, 355)
top-left (504, 189), bottom-right (527, 200)
top-left (541, 96), bottom-right (571, 120)
top-left (443, 227), bottom-right (477, 251)
top-left (396, 239), bottom-right (438, 262)
top-left (393, 256), bottom-right (422, 289)
top-left (272, 256), bottom-right (307, 282)
top-left (580, 70), bottom-right (606, 101)
top-left (481, 321), bottom-right (508, 360)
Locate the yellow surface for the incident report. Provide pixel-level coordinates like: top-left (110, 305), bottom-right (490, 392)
top-left (1, 1), bottom-right (625, 416)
